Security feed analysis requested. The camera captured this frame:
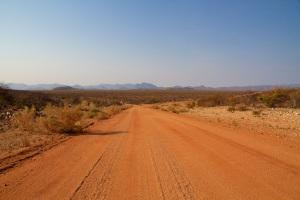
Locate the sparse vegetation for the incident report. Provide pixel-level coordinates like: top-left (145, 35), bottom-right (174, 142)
top-left (257, 89), bottom-right (290, 108)
top-left (1, 87), bottom-right (300, 157)
top-left (152, 102), bottom-right (190, 114)
top-left (0, 96), bottom-right (131, 155)
top-left (1, 88), bottom-right (300, 113)
top-left (252, 109), bottom-right (262, 116)
top-left (227, 106), bottom-right (235, 113)
top-left (196, 94), bottom-right (230, 107)
top-left (10, 103), bottom-right (132, 135)
top-left (41, 104), bottom-right (85, 134)
top-left (12, 106), bottom-right (36, 132)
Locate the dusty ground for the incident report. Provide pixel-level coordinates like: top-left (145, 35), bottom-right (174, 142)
top-left (0, 106), bottom-right (300, 200)
top-left (187, 106), bottom-right (300, 138)
top-left (0, 131), bottom-right (65, 159)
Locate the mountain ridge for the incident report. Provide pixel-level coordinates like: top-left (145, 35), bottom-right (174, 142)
top-left (3, 82), bottom-right (300, 91)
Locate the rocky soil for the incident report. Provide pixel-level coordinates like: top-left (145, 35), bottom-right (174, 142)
top-left (188, 106), bottom-right (300, 138)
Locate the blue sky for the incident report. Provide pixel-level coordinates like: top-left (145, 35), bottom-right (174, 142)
top-left (0, 0), bottom-right (299, 87)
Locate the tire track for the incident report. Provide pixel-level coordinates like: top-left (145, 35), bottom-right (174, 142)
top-left (71, 135), bottom-right (126, 200)
top-left (160, 116), bottom-right (300, 174)
top-left (1, 106), bottom-right (300, 200)
top-left (71, 109), bottom-right (134, 200)
top-left (151, 113), bottom-right (300, 200)
top-left (69, 139), bottom-right (116, 199)
top-left (147, 133), bottom-right (197, 200)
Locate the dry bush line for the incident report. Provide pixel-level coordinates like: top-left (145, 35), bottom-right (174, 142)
top-left (71, 135), bottom-right (126, 200)
top-left (148, 136), bottom-right (196, 200)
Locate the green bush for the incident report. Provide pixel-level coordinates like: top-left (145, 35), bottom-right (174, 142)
top-left (258, 90), bottom-right (290, 108)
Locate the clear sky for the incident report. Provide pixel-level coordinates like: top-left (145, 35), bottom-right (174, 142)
top-left (1, 0), bottom-right (300, 87)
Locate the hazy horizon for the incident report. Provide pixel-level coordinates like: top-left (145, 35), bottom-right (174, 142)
top-left (3, 81), bottom-right (300, 89)
top-left (1, 0), bottom-right (300, 87)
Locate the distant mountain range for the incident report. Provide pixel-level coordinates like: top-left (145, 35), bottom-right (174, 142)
top-left (5, 82), bottom-right (158, 90)
top-left (3, 82), bottom-right (300, 91)
top-left (169, 84), bottom-right (300, 91)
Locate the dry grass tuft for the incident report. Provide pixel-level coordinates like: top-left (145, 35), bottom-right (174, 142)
top-left (12, 106), bottom-right (36, 132)
top-left (41, 104), bottom-right (85, 134)
top-left (101, 104), bottom-right (132, 118)
top-left (153, 102), bottom-right (190, 114)
top-left (227, 104), bottom-right (249, 112)
top-left (252, 109), bottom-right (262, 116)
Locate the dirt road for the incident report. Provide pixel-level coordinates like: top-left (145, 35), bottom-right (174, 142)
top-left (1, 106), bottom-right (300, 200)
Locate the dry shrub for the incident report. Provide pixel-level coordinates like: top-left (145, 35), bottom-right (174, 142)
top-left (0, 87), bottom-right (13, 110)
top-left (258, 89), bottom-right (290, 108)
top-left (197, 95), bottom-right (227, 107)
top-left (186, 101), bottom-right (196, 109)
top-left (97, 110), bottom-right (111, 120)
top-left (290, 90), bottom-right (300, 108)
top-left (167, 105), bottom-right (179, 113)
top-left (41, 104), bottom-right (84, 134)
top-left (88, 107), bottom-right (100, 118)
top-left (80, 101), bottom-right (100, 119)
top-left (102, 104), bottom-right (131, 118)
top-left (95, 104), bottom-right (132, 120)
top-left (177, 107), bottom-right (189, 113)
top-left (229, 93), bottom-right (259, 107)
top-left (79, 100), bottom-right (90, 111)
top-left (12, 106), bottom-right (36, 132)
top-left (10, 103), bottom-right (131, 135)
top-left (227, 104), bottom-right (248, 113)
top-left (165, 103), bottom-right (189, 114)
top-left (151, 104), bottom-right (160, 109)
top-left (227, 106), bottom-right (235, 113)
top-left (252, 110), bottom-right (262, 116)
top-left (235, 104), bottom-right (248, 111)
top-left (153, 102), bottom-right (191, 114)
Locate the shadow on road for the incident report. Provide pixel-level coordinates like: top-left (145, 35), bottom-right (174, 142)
top-left (81, 131), bottom-right (127, 136)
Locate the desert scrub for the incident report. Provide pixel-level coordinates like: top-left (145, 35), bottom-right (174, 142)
top-left (97, 110), bottom-right (111, 120)
top-left (167, 105), bottom-right (179, 113)
top-left (165, 103), bottom-right (189, 113)
top-left (196, 95), bottom-right (228, 107)
top-left (12, 106), bottom-right (36, 132)
top-left (186, 101), bottom-right (196, 109)
top-left (227, 106), bottom-right (235, 113)
top-left (151, 104), bottom-right (160, 110)
top-left (12, 103), bottom-right (131, 134)
top-left (80, 101), bottom-right (100, 119)
top-left (41, 104), bottom-right (85, 134)
top-left (252, 109), bottom-right (262, 116)
top-left (102, 104), bottom-right (132, 118)
top-left (236, 104), bottom-right (248, 111)
top-left (88, 107), bottom-right (100, 118)
top-left (152, 102), bottom-right (190, 114)
top-left (290, 90), bottom-right (300, 108)
top-left (258, 90), bottom-right (290, 108)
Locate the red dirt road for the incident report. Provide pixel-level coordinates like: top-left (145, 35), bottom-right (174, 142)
top-left (1, 106), bottom-right (300, 200)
